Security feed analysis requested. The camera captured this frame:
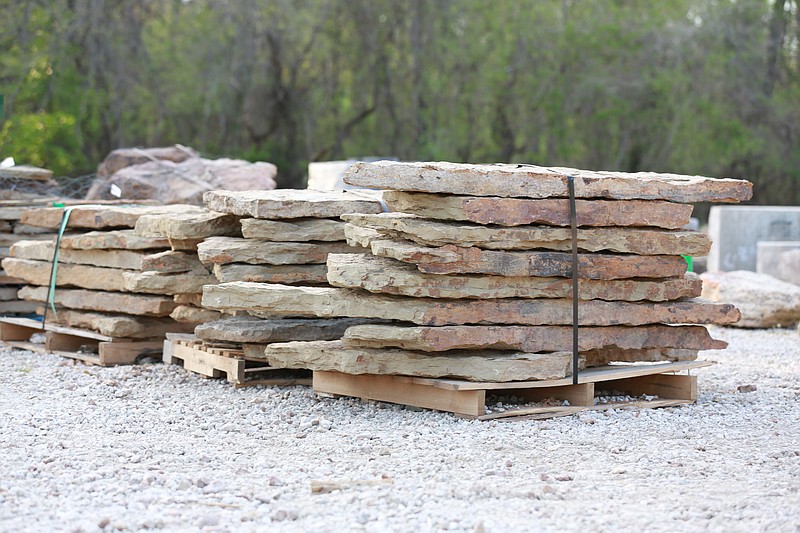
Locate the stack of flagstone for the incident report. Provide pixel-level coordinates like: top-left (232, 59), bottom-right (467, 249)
top-left (2, 204), bottom-right (216, 339)
top-left (195, 189), bottom-right (387, 357)
top-left (204, 161), bottom-right (752, 382)
top-left (0, 165), bottom-right (61, 315)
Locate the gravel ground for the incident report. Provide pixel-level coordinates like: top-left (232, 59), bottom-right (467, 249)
top-left (1, 326), bottom-right (799, 533)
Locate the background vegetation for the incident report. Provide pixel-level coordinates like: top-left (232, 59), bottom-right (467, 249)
top-left (1, 0), bottom-right (798, 207)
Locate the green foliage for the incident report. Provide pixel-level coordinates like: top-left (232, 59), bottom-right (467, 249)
top-left (0, 111), bottom-right (86, 175)
top-left (0, 0), bottom-right (798, 203)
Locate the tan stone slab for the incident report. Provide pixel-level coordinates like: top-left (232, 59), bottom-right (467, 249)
top-left (360, 236), bottom-right (688, 280)
top-left (0, 232), bottom-right (55, 247)
top-left (123, 271), bottom-right (217, 295)
top-left (45, 308), bottom-right (189, 338)
top-left (140, 251), bottom-right (208, 274)
top-left (18, 286), bottom-right (177, 316)
top-left (0, 269), bottom-right (24, 285)
top-left (134, 211), bottom-right (241, 240)
top-left (198, 236), bottom-right (360, 266)
top-left (0, 207), bottom-right (31, 221)
top-left (343, 161), bottom-right (753, 203)
top-left (342, 213), bottom-right (711, 255)
top-left (327, 254), bottom-right (702, 301)
top-left (11, 240), bottom-right (148, 270)
top-left (60, 229), bottom-right (169, 250)
top-left (0, 221), bottom-right (10, 232)
top-left (174, 293), bottom-right (203, 306)
top-left (265, 340), bottom-right (573, 382)
top-left (202, 283), bottom-right (741, 326)
top-left (240, 217), bottom-right (346, 241)
top-left (1, 258), bottom-right (130, 291)
top-left (585, 347), bottom-right (698, 367)
top-left (195, 316), bottom-right (382, 343)
top-left (342, 324), bottom-right (726, 352)
top-left (13, 224), bottom-right (54, 235)
top-left (20, 204), bottom-right (205, 229)
top-left (383, 191), bottom-right (693, 229)
top-left (212, 263), bottom-right (329, 284)
top-left (168, 238), bottom-right (203, 251)
top-left (170, 305), bottom-right (223, 324)
top-left (203, 189), bottom-right (383, 219)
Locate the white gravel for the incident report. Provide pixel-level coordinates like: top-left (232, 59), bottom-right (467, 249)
top-left (1, 326), bottom-right (799, 532)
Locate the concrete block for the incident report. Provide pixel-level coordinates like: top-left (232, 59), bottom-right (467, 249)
top-left (707, 206), bottom-right (800, 272)
top-left (757, 241), bottom-right (800, 284)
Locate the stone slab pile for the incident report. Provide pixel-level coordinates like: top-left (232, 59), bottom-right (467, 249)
top-left (204, 161), bottom-right (752, 382)
top-left (0, 165), bottom-right (62, 315)
top-left (197, 189), bottom-right (388, 357)
top-left (1, 204), bottom-right (217, 338)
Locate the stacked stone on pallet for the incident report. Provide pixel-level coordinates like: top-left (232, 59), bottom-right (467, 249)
top-left (196, 189), bottom-right (388, 359)
top-left (0, 165), bottom-right (61, 315)
top-left (204, 161), bottom-right (752, 382)
top-left (129, 208), bottom-right (242, 326)
top-left (1, 204), bottom-right (214, 339)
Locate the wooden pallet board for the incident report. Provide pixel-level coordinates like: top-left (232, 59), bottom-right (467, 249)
top-left (163, 336), bottom-right (311, 388)
top-left (0, 316), bottom-right (163, 365)
top-left (313, 360), bottom-right (710, 419)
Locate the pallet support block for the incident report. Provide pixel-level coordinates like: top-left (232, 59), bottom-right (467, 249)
top-left (99, 341), bottom-right (163, 365)
top-left (0, 321), bottom-right (42, 341)
top-left (600, 374), bottom-right (698, 401)
top-left (509, 382), bottom-right (596, 407)
top-left (313, 371), bottom-right (487, 417)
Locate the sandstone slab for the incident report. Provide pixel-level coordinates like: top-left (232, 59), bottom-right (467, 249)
top-left (212, 263), bottom-right (329, 284)
top-left (11, 240), bottom-right (148, 270)
top-left (265, 340), bottom-right (573, 382)
top-left (203, 283), bottom-right (740, 326)
top-left (585, 347), bottom-right (698, 366)
top-left (195, 316), bottom-right (383, 344)
top-left (327, 254), bottom-right (702, 301)
top-left (1, 258), bottom-right (130, 291)
top-left (134, 211), bottom-right (240, 240)
top-left (18, 286), bottom-right (177, 316)
top-left (240, 218), bottom-right (346, 241)
top-left (45, 308), bottom-right (190, 338)
top-left (342, 324), bottom-right (725, 352)
top-left (21, 204), bottom-right (205, 230)
top-left (140, 251), bottom-right (208, 274)
top-left (203, 189), bottom-right (383, 219)
top-left (701, 270), bottom-right (800, 328)
top-left (123, 271), bottom-right (217, 295)
top-left (198, 237), bottom-right (359, 266)
top-left (383, 191), bottom-right (693, 229)
top-left (174, 293), bottom-right (203, 306)
top-left (60, 230), bottom-right (169, 250)
top-left (170, 305), bottom-right (222, 324)
top-left (343, 161), bottom-right (753, 202)
top-left (342, 212), bottom-right (711, 255)
top-left (356, 235), bottom-right (688, 279)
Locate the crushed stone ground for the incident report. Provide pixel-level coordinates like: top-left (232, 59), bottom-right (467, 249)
top-left (1, 326), bottom-right (799, 532)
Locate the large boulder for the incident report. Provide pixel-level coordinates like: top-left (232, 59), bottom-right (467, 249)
top-left (701, 270), bottom-right (800, 328)
top-left (96, 145), bottom-right (199, 178)
top-left (87, 151), bottom-right (277, 205)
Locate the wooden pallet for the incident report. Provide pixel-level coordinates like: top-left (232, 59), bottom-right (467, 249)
top-left (0, 316), bottom-right (163, 366)
top-left (313, 360), bottom-right (712, 420)
top-left (163, 334), bottom-right (311, 388)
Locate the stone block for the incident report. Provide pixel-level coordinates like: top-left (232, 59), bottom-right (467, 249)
top-left (708, 206), bottom-right (800, 272)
